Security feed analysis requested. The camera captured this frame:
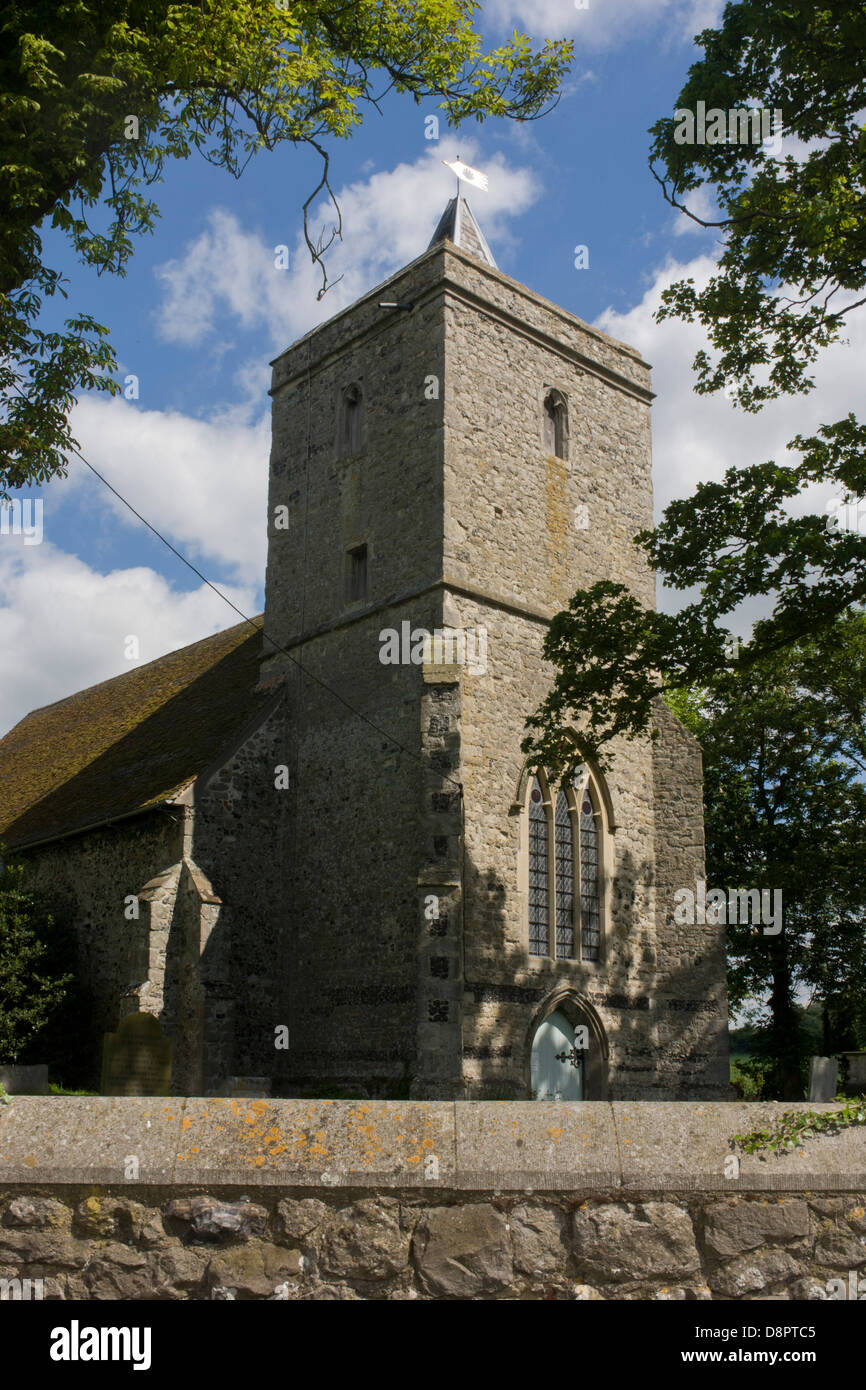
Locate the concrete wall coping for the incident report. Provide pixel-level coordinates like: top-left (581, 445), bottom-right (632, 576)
top-left (1, 1099), bottom-right (864, 1192)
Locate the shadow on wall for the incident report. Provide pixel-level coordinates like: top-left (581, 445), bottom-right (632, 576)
top-left (461, 842), bottom-right (729, 1101)
top-left (12, 640), bottom-right (726, 1101)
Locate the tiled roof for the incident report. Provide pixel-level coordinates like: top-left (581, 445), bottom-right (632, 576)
top-left (0, 618), bottom-right (268, 850)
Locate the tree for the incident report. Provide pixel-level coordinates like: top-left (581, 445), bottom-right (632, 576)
top-left (0, 854), bottom-right (72, 1066)
top-left (523, 0), bottom-right (866, 765)
top-left (666, 613), bottom-right (866, 1099)
top-left (0, 1), bottom-right (571, 495)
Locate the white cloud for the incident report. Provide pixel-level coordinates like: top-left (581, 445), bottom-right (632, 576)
top-left (0, 540), bottom-right (257, 735)
top-left (65, 395), bottom-right (269, 588)
top-left (154, 141), bottom-right (541, 352)
top-left (155, 208), bottom-right (295, 347)
top-left (482, 0), bottom-right (723, 48)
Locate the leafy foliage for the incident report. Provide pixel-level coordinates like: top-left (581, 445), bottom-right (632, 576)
top-left (0, 1), bottom-right (571, 494)
top-left (521, 580), bottom-right (681, 774)
top-left (730, 1056), bottom-right (769, 1100)
top-left (649, 1), bottom-right (866, 411)
top-left (731, 1095), bottom-right (866, 1158)
top-left (0, 854), bottom-right (72, 1065)
top-left (663, 615), bottom-right (866, 1097)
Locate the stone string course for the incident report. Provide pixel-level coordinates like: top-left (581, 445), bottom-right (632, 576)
top-left (1, 1100), bottom-right (865, 1300)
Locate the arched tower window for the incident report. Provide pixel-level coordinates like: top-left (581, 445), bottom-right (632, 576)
top-left (542, 390), bottom-right (567, 460)
top-left (340, 383), bottom-right (364, 456)
top-left (522, 766), bottom-right (606, 962)
top-left (528, 776), bottom-right (550, 956)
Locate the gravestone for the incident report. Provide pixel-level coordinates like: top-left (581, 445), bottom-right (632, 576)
top-left (807, 1055), bottom-right (838, 1102)
top-left (101, 1012), bottom-right (172, 1096)
top-left (0, 1065), bottom-right (49, 1095)
top-left (842, 1051), bottom-right (866, 1096)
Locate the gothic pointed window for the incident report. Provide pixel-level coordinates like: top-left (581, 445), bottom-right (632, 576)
top-left (555, 790), bottom-right (575, 959)
top-left (523, 767), bottom-right (606, 962)
top-left (543, 390), bottom-right (567, 460)
top-left (580, 787), bottom-right (601, 961)
top-left (528, 777), bottom-right (550, 956)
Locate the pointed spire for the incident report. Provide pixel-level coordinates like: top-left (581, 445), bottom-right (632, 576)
top-left (428, 196), bottom-right (497, 268)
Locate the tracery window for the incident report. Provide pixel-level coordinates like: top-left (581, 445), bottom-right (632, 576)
top-left (525, 768), bottom-right (604, 961)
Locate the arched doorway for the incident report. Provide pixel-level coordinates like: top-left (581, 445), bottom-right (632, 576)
top-left (530, 1009), bottom-right (583, 1100)
top-left (526, 991), bottom-right (609, 1100)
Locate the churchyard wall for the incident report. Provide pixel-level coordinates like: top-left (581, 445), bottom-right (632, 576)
top-left (1, 1099), bottom-right (863, 1300)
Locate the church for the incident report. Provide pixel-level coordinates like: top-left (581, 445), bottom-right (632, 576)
top-left (0, 198), bottom-right (730, 1100)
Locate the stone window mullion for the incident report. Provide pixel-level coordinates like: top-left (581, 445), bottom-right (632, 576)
top-left (545, 791), bottom-right (555, 957)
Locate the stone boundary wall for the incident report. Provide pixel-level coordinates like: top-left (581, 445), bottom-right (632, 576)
top-left (1, 1100), bottom-right (865, 1300)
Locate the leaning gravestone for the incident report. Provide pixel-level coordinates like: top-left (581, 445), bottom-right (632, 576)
top-left (101, 1012), bottom-right (172, 1096)
top-left (807, 1055), bottom-right (838, 1102)
top-left (842, 1051), bottom-right (866, 1096)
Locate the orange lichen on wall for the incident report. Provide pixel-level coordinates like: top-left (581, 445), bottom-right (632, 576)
top-left (168, 1100), bottom-right (453, 1174)
top-left (544, 453), bottom-right (568, 598)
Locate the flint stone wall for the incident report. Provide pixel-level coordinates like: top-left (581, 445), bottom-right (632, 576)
top-left (18, 699), bottom-right (288, 1094)
top-left (20, 810), bottom-right (184, 1068)
top-left (1, 1099), bottom-right (864, 1300)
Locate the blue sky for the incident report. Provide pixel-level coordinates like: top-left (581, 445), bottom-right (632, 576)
top-left (1, 0), bottom-right (862, 734)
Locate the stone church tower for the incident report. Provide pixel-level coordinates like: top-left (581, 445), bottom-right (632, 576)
top-left (260, 196), bottom-right (730, 1100)
top-left (0, 197), bottom-right (730, 1100)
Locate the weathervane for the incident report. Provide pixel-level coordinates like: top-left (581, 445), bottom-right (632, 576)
top-left (442, 157), bottom-right (489, 196)
top-left (380, 157), bottom-right (491, 314)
